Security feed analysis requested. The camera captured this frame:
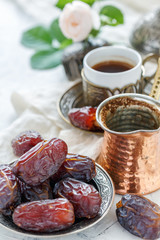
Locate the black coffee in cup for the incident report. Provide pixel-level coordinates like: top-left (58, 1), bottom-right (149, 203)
top-left (92, 60), bottom-right (134, 73)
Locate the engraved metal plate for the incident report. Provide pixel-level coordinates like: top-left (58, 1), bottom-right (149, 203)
top-left (0, 163), bottom-right (114, 239)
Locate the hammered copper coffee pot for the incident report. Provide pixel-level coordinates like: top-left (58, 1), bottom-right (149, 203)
top-left (96, 59), bottom-right (160, 195)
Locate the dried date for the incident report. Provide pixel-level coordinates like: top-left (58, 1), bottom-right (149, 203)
top-left (116, 194), bottom-right (160, 240)
top-left (13, 198), bottom-right (75, 232)
top-left (54, 177), bottom-right (101, 219)
top-left (11, 130), bottom-right (44, 156)
top-left (20, 179), bottom-right (52, 202)
top-left (0, 165), bottom-right (21, 216)
top-left (68, 106), bottom-right (102, 132)
top-left (51, 153), bottom-right (96, 183)
top-left (12, 138), bottom-right (67, 186)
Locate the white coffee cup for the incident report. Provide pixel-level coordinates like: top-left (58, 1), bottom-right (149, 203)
top-left (83, 46), bottom-right (142, 88)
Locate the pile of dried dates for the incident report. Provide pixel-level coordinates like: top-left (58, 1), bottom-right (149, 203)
top-left (0, 130), bottom-right (102, 233)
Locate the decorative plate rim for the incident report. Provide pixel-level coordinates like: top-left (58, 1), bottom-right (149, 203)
top-left (57, 80), bottom-right (82, 125)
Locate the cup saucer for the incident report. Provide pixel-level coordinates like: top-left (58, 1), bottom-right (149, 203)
top-left (57, 80), bottom-right (103, 134)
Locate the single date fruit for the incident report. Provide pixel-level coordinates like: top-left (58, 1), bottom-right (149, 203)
top-left (0, 165), bottom-right (21, 216)
top-left (13, 199), bottom-right (75, 232)
top-left (20, 180), bottom-right (52, 202)
top-left (51, 153), bottom-right (96, 183)
top-left (68, 106), bottom-right (102, 132)
top-left (54, 177), bottom-right (102, 219)
top-left (116, 194), bottom-right (160, 240)
top-left (12, 138), bottom-right (67, 186)
top-left (11, 130), bottom-right (44, 156)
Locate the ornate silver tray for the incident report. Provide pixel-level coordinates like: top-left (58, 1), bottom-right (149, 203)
top-left (0, 163), bottom-right (115, 239)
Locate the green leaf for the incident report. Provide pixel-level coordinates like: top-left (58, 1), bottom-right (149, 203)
top-left (60, 39), bottom-right (73, 49)
top-left (89, 29), bottom-right (100, 37)
top-left (100, 5), bottom-right (124, 26)
top-left (56, 0), bottom-right (96, 9)
top-left (81, 0), bottom-right (96, 6)
top-left (31, 49), bottom-right (63, 69)
top-left (50, 18), bottom-right (66, 43)
top-left (21, 26), bottom-right (52, 50)
top-left (56, 0), bottom-right (73, 9)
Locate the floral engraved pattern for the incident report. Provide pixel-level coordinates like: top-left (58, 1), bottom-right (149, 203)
top-left (83, 74), bottom-right (144, 106)
top-left (94, 166), bottom-right (114, 215)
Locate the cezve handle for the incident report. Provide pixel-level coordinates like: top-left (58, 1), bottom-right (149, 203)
top-left (150, 58), bottom-right (160, 100)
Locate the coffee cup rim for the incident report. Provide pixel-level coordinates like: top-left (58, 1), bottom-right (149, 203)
top-left (96, 93), bottom-right (160, 135)
top-left (83, 46), bottom-right (142, 76)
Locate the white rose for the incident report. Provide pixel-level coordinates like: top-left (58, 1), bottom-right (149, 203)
top-left (59, 1), bottom-right (100, 42)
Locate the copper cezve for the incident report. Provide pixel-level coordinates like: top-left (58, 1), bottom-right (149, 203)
top-left (96, 93), bottom-right (160, 195)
